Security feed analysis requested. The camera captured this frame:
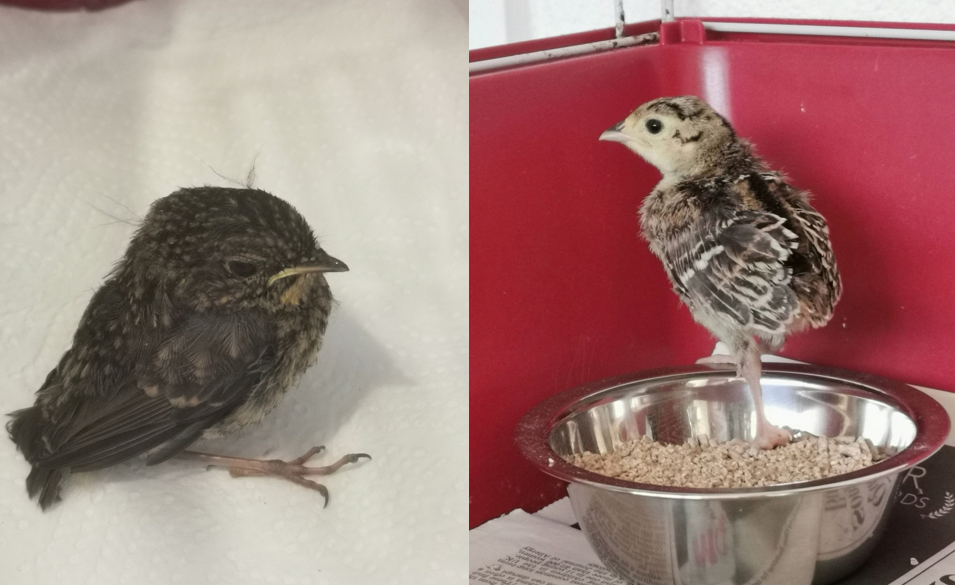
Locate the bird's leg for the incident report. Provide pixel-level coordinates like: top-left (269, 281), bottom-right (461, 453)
top-left (176, 446), bottom-right (370, 507)
top-left (739, 346), bottom-right (791, 449)
top-left (755, 339), bottom-right (776, 355)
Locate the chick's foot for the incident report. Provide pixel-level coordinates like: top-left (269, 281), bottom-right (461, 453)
top-left (739, 347), bottom-right (792, 449)
top-left (752, 421), bottom-right (793, 449)
top-left (178, 446), bottom-right (370, 507)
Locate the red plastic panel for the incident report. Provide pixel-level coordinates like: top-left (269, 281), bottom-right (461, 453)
top-left (471, 21), bottom-right (955, 528)
top-left (469, 44), bottom-right (713, 528)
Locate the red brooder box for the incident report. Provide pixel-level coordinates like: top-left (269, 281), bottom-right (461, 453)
top-left (470, 17), bottom-right (955, 529)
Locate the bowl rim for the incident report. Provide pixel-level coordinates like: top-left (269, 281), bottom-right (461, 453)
top-left (514, 363), bottom-right (951, 499)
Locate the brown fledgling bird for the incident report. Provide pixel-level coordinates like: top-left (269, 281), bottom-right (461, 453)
top-left (7, 187), bottom-right (368, 509)
top-left (600, 96), bottom-right (841, 449)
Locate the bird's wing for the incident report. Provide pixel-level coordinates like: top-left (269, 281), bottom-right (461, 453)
top-left (759, 173), bottom-right (842, 326)
top-left (664, 211), bottom-right (800, 338)
top-left (784, 197), bottom-right (842, 325)
top-left (38, 311), bottom-right (276, 472)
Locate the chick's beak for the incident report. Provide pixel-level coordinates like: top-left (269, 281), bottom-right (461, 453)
top-left (268, 249), bottom-right (349, 286)
top-left (599, 121), bottom-right (629, 143)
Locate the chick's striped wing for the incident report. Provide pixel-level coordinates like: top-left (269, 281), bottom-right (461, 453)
top-left (38, 312), bottom-right (276, 472)
top-left (664, 212), bottom-right (799, 337)
top-left (785, 195), bottom-right (842, 326)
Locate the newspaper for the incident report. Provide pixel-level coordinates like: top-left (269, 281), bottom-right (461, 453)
top-left (469, 506), bottom-right (626, 585)
top-left (470, 446), bottom-right (955, 585)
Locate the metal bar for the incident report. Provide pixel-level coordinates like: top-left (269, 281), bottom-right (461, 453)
top-left (702, 21), bottom-right (955, 42)
top-left (469, 32), bottom-right (658, 75)
top-left (471, 21), bottom-right (955, 76)
top-left (614, 0), bottom-right (625, 38)
top-left (661, 0), bottom-right (675, 23)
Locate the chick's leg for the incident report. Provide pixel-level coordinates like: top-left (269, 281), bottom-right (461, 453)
top-left (739, 345), bottom-right (791, 449)
top-left (177, 447), bottom-right (370, 507)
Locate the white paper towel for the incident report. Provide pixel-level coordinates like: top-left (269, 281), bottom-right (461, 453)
top-left (0, 0), bottom-right (467, 583)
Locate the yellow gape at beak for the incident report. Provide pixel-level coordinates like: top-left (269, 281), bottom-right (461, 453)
top-left (268, 250), bottom-right (349, 286)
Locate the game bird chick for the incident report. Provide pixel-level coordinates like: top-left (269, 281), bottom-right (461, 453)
top-left (600, 96), bottom-right (841, 449)
top-left (8, 187), bottom-right (368, 509)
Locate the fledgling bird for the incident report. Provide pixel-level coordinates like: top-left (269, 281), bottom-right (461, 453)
top-left (7, 187), bottom-right (368, 509)
top-left (600, 96), bottom-right (841, 449)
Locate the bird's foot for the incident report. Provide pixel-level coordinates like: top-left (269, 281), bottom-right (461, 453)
top-left (752, 423), bottom-right (792, 450)
top-left (179, 446), bottom-right (371, 507)
top-left (696, 354), bottom-right (737, 367)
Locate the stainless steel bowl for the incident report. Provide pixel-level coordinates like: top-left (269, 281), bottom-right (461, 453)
top-left (515, 364), bottom-right (949, 585)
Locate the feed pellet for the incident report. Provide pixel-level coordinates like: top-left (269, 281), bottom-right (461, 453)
top-left (568, 433), bottom-right (886, 489)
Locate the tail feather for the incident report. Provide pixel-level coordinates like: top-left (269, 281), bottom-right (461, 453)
top-left (7, 406), bottom-right (44, 461)
top-left (26, 467), bottom-right (68, 510)
top-left (8, 406), bottom-right (69, 510)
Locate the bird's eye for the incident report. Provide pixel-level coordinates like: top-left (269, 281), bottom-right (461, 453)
top-left (645, 119), bottom-right (663, 134)
top-left (226, 261), bottom-right (258, 278)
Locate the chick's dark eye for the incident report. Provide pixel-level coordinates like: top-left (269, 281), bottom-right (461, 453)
top-left (645, 119), bottom-right (663, 134)
top-left (226, 261), bottom-right (258, 278)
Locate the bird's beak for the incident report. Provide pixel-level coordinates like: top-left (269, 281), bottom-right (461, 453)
top-left (599, 121), bottom-right (629, 143)
top-left (268, 249), bottom-right (349, 286)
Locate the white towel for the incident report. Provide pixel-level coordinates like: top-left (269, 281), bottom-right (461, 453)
top-left (0, 1), bottom-right (467, 583)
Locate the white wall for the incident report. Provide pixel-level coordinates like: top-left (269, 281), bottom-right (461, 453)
top-left (470, 0), bottom-right (955, 50)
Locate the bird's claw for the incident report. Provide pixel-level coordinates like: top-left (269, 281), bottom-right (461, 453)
top-left (753, 424), bottom-right (792, 449)
top-left (289, 446), bottom-right (326, 465)
top-left (187, 446), bottom-right (370, 507)
top-left (282, 474), bottom-right (331, 508)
